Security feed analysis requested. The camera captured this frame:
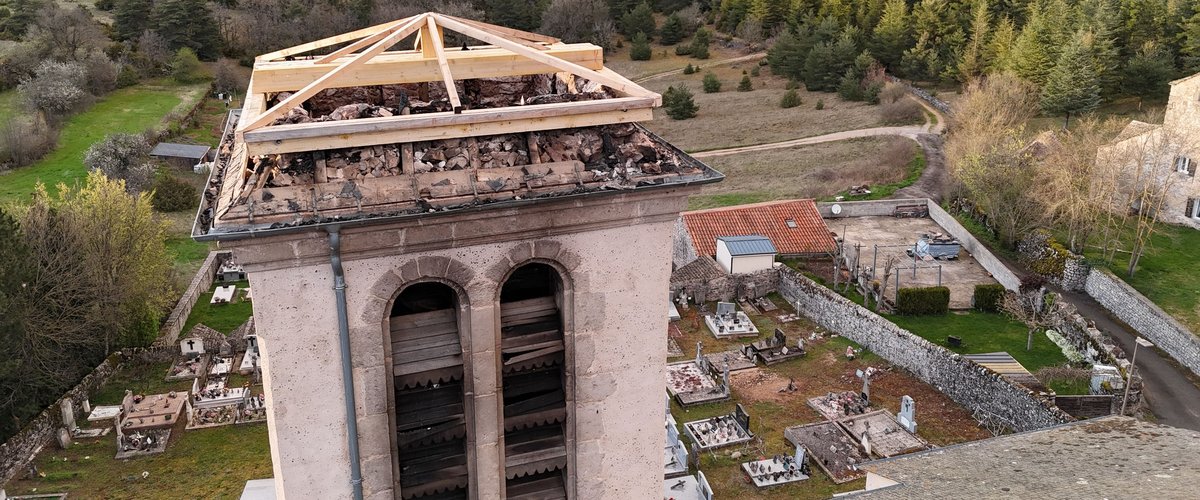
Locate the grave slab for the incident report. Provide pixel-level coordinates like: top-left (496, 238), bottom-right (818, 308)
top-left (211, 285), bottom-right (236, 304)
top-left (784, 421), bottom-right (867, 484)
top-left (704, 348), bottom-right (757, 372)
top-left (807, 391), bottom-right (870, 421)
top-left (837, 409), bottom-right (928, 458)
top-left (662, 471), bottom-right (713, 500)
top-left (87, 405), bottom-right (122, 422)
top-left (704, 308), bottom-right (760, 339)
top-left (741, 448), bottom-right (809, 488)
top-left (683, 404), bottom-right (753, 451)
top-left (122, 392), bottom-right (186, 431)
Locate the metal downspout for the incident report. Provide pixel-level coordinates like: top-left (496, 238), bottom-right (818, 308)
top-left (328, 227), bottom-right (364, 500)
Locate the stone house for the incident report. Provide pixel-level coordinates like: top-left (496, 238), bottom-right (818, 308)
top-left (192, 14), bottom-right (722, 500)
top-left (1099, 72), bottom-right (1200, 228)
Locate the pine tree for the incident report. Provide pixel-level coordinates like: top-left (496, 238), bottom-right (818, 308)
top-left (152, 0), bottom-right (221, 60)
top-left (767, 29), bottom-right (811, 81)
top-left (621, 2), bottom-right (656, 39)
top-left (1183, 10), bottom-right (1200, 71)
top-left (660, 13), bottom-right (684, 45)
top-left (663, 85), bottom-right (698, 119)
top-left (113, 0), bottom-right (151, 41)
top-left (838, 68), bottom-right (864, 101)
top-left (1041, 32), bottom-right (1102, 129)
top-left (737, 74), bottom-right (753, 91)
top-left (630, 32), bottom-right (651, 60)
top-left (1011, 7), bottom-right (1054, 86)
top-left (1076, 0), bottom-right (1122, 96)
top-left (682, 63), bottom-right (696, 74)
top-left (986, 16), bottom-right (1017, 73)
top-left (957, 0), bottom-right (990, 83)
top-left (702, 72), bottom-right (721, 93)
top-left (1121, 41), bottom-right (1174, 99)
top-left (870, 0), bottom-right (911, 69)
top-left (780, 88), bottom-right (802, 108)
top-left (804, 42), bottom-right (839, 91)
top-left (689, 27), bottom-right (711, 59)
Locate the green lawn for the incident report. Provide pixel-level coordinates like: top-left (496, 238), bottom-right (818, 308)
top-left (0, 80), bottom-right (208, 205)
top-left (5, 361), bottom-right (270, 499)
top-left (182, 280), bottom-right (254, 335)
top-left (826, 149), bottom-right (926, 201)
top-left (1083, 223), bottom-right (1200, 334)
top-left (887, 311), bottom-right (1070, 373)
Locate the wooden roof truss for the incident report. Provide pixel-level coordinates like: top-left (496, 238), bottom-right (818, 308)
top-left (237, 13), bottom-right (659, 156)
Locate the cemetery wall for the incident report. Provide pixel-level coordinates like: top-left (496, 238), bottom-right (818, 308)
top-left (816, 198), bottom-right (926, 218)
top-left (155, 250), bottom-right (229, 346)
top-left (1084, 269), bottom-right (1200, 377)
top-left (1016, 231), bottom-right (1091, 291)
top-left (670, 267), bottom-right (779, 303)
top-left (777, 267), bottom-right (1072, 432)
top-left (885, 75), bottom-right (952, 117)
top-left (924, 202), bottom-right (1022, 291)
top-left (0, 354), bottom-right (122, 485)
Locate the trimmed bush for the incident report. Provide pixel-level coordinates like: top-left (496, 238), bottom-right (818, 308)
top-left (973, 284), bottom-right (1006, 313)
top-left (895, 286), bottom-right (950, 315)
top-left (151, 173), bottom-right (199, 212)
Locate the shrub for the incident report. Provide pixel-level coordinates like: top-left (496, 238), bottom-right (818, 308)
top-left (895, 286), bottom-right (950, 315)
top-left (213, 59), bottom-right (246, 95)
top-left (84, 133), bottom-right (155, 193)
top-left (0, 116), bottom-right (59, 170)
top-left (785, 79), bottom-right (800, 90)
top-left (630, 32), bottom-right (651, 61)
top-left (689, 27), bottom-right (710, 59)
top-left (682, 63), bottom-right (696, 74)
top-left (750, 65), bottom-right (760, 77)
top-left (815, 98), bottom-right (824, 110)
top-left (663, 85), bottom-right (698, 119)
top-left (880, 82), bottom-right (907, 104)
top-left (838, 69), bottom-right (864, 101)
top-left (780, 89), bottom-right (802, 108)
top-left (737, 75), bottom-right (752, 91)
top-left (675, 44), bottom-right (692, 56)
top-left (116, 64), bottom-right (141, 88)
top-left (880, 98), bottom-right (923, 124)
top-left (151, 173), bottom-right (199, 212)
top-left (171, 48), bottom-right (208, 84)
top-left (18, 60), bottom-right (90, 117)
top-left (82, 53), bottom-right (120, 95)
top-left (702, 72), bottom-right (721, 93)
top-left (973, 284), bottom-right (1006, 312)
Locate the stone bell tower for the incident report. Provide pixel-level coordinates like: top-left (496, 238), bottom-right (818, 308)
top-left (194, 13), bottom-right (722, 500)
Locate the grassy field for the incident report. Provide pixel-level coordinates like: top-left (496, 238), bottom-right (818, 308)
top-left (639, 63), bottom-right (882, 152)
top-left (0, 89), bottom-right (18, 120)
top-left (603, 38), bottom-right (746, 81)
top-left (182, 280), bottom-right (254, 334)
top-left (886, 311), bottom-right (1078, 389)
top-left (4, 362), bottom-right (270, 499)
top-left (0, 80), bottom-right (208, 205)
top-left (1083, 222), bottom-right (1200, 334)
top-left (687, 137), bottom-right (918, 210)
top-left (827, 146), bottom-right (926, 201)
top-left (670, 295), bottom-right (990, 498)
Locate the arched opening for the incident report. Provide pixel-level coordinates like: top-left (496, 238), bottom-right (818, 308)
top-left (499, 263), bottom-right (569, 499)
top-left (389, 282), bottom-right (470, 499)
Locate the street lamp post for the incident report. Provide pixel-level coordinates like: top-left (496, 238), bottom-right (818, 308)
top-left (1121, 337), bottom-right (1154, 416)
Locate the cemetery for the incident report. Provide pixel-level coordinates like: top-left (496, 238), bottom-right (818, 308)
top-left (664, 294), bottom-right (992, 497)
top-left (704, 302), bottom-right (760, 338)
top-left (666, 343), bottom-right (731, 406)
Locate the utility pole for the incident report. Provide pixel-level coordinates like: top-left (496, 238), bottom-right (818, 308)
top-left (1121, 337), bottom-right (1154, 416)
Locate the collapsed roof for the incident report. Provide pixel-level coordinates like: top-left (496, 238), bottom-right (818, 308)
top-left (194, 13), bottom-right (722, 238)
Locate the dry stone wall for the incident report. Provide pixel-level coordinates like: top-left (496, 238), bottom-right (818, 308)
top-left (671, 267), bottom-right (779, 303)
top-left (1085, 269), bottom-right (1200, 377)
top-left (155, 251), bottom-right (229, 346)
top-left (777, 268), bottom-right (1072, 432)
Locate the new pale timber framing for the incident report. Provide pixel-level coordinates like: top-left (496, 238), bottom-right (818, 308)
top-left (236, 12), bottom-right (659, 155)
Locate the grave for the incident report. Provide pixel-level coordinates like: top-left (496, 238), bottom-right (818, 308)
top-left (837, 409), bottom-right (928, 458)
top-left (191, 377), bottom-right (249, 409)
top-left (669, 300), bottom-right (681, 321)
top-left (166, 354), bottom-right (208, 381)
top-left (217, 257), bottom-right (246, 282)
top-left (87, 405), bottom-right (122, 422)
top-left (808, 391), bottom-right (870, 421)
top-left (745, 328), bottom-right (806, 365)
top-left (784, 421), bottom-right (867, 484)
top-left (741, 443), bottom-right (810, 488)
top-left (209, 355), bottom-right (235, 376)
top-left (666, 343), bottom-right (730, 406)
top-left (897, 395), bottom-right (917, 433)
top-left (180, 337), bottom-right (205, 359)
top-left (121, 390), bottom-right (186, 431)
top-left (238, 393), bottom-right (268, 424)
top-left (705, 347), bottom-right (757, 372)
top-left (664, 397), bottom-right (688, 479)
top-left (704, 302), bottom-right (760, 339)
top-left (113, 424), bottom-right (170, 459)
top-left (661, 471), bottom-right (714, 500)
top-left (239, 335), bottom-right (261, 375)
top-left (211, 285), bottom-right (237, 304)
top-left (683, 404), bottom-right (754, 451)
top-left (66, 400), bottom-right (109, 438)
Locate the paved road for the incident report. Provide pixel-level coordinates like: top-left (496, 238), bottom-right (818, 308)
top-left (633, 52), bottom-right (767, 83)
top-left (1059, 290), bottom-right (1200, 431)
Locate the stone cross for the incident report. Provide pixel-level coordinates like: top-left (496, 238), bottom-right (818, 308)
top-left (181, 338), bottom-right (205, 358)
top-left (60, 399), bottom-right (75, 431)
top-left (897, 395), bottom-right (917, 433)
top-left (856, 369), bottom-right (871, 405)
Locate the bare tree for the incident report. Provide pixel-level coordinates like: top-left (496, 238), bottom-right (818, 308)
top-left (1034, 117), bottom-right (1124, 253)
top-left (539, 0), bottom-right (615, 49)
top-left (24, 5), bottom-right (106, 62)
top-left (1000, 278), bottom-right (1055, 351)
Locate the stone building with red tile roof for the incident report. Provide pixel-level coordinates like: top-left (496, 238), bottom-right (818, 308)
top-left (674, 200), bottom-right (836, 268)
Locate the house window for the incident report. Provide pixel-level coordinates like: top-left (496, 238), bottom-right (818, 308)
top-left (1187, 198), bottom-right (1200, 219)
top-left (389, 282), bottom-right (471, 499)
top-left (499, 263), bottom-right (570, 498)
top-left (1175, 156), bottom-right (1193, 174)
top-left (785, 219), bottom-right (798, 228)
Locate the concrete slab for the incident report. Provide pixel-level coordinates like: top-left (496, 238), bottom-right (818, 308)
top-left (837, 409), bottom-right (928, 458)
top-left (835, 215), bottom-right (998, 309)
top-left (240, 479), bottom-right (277, 500)
top-left (662, 472), bottom-right (713, 500)
top-left (123, 393), bottom-right (185, 431)
top-left (87, 405), bottom-right (122, 422)
top-left (704, 348), bottom-right (757, 372)
top-left (784, 421), bottom-right (867, 484)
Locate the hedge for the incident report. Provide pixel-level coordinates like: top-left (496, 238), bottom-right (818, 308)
top-left (973, 283), bottom-right (1006, 313)
top-left (895, 286), bottom-right (950, 315)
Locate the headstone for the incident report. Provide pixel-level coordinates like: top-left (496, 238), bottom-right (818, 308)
top-left (689, 442), bottom-right (701, 471)
top-left (860, 431), bottom-right (871, 456)
top-left (246, 335), bottom-right (259, 355)
top-left (856, 369), bottom-right (871, 404)
top-left (181, 338), bottom-right (205, 359)
top-left (695, 342), bottom-right (703, 364)
top-left (56, 427), bottom-right (72, 449)
top-left (794, 443), bottom-right (806, 466)
top-left (60, 400), bottom-right (75, 430)
top-left (716, 302), bottom-right (735, 316)
top-left (83, 399), bottom-right (91, 413)
top-left (897, 395), bottom-right (917, 433)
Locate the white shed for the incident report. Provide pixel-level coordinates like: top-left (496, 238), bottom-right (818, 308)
top-left (715, 235), bottom-right (777, 274)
